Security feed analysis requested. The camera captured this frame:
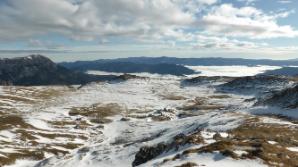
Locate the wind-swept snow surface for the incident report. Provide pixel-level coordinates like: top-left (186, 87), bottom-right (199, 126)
top-left (1, 66), bottom-right (298, 167)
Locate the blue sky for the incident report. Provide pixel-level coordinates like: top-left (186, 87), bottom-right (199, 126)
top-left (0, 0), bottom-right (297, 62)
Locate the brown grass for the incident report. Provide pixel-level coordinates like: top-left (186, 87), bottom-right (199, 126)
top-left (175, 162), bottom-right (198, 167)
top-left (177, 118), bottom-right (298, 167)
top-left (0, 115), bottom-right (33, 131)
top-left (230, 118), bottom-right (298, 147)
top-left (180, 104), bottom-right (224, 111)
top-left (0, 87), bottom-right (90, 166)
top-left (0, 150), bottom-right (44, 166)
top-left (0, 95), bottom-right (35, 103)
top-left (69, 103), bottom-right (123, 124)
top-left (0, 142), bottom-right (84, 166)
top-left (69, 103), bottom-right (122, 118)
top-left (48, 120), bottom-right (91, 129)
top-left (178, 97), bottom-right (224, 111)
top-left (209, 95), bottom-right (231, 99)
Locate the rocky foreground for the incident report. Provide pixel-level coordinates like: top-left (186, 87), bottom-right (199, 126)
top-left (0, 69), bottom-right (298, 167)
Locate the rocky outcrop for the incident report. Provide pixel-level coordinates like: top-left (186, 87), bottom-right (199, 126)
top-left (132, 132), bottom-right (203, 166)
top-left (115, 74), bottom-right (146, 81)
top-left (133, 143), bottom-right (167, 167)
top-left (216, 75), bottom-right (292, 96)
top-left (0, 55), bottom-right (115, 86)
top-left (261, 67), bottom-right (298, 77)
top-left (256, 84), bottom-right (298, 109)
top-left (182, 76), bottom-right (234, 86)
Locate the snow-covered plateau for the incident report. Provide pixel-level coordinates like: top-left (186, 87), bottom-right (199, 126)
top-left (0, 66), bottom-right (297, 167)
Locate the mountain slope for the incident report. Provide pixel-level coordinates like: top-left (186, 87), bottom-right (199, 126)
top-left (261, 67), bottom-right (298, 76)
top-left (256, 84), bottom-right (298, 109)
top-left (61, 61), bottom-right (196, 76)
top-left (216, 75), bottom-right (292, 96)
top-left (0, 55), bottom-right (115, 86)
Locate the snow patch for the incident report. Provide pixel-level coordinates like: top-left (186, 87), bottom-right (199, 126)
top-left (0, 130), bottom-right (16, 142)
top-left (287, 147), bottom-right (298, 152)
top-left (268, 141), bottom-right (278, 145)
top-left (234, 150), bottom-right (248, 156)
top-left (26, 118), bottom-right (53, 130)
top-left (4, 159), bottom-right (39, 167)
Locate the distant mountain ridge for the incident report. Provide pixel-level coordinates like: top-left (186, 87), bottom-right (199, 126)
top-left (61, 61), bottom-right (196, 76)
top-left (60, 56), bottom-right (298, 67)
top-left (0, 55), bottom-right (116, 86)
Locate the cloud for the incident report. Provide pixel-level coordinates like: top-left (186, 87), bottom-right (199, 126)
top-left (200, 4), bottom-right (298, 38)
top-left (0, 0), bottom-right (297, 49)
top-left (237, 0), bottom-right (257, 5)
top-left (28, 39), bottom-right (64, 49)
top-left (278, 0), bottom-right (292, 4)
top-left (0, 0), bottom-right (200, 41)
top-left (192, 35), bottom-right (267, 50)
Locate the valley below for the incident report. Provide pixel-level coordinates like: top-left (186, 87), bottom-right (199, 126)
top-left (1, 66), bottom-right (298, 167)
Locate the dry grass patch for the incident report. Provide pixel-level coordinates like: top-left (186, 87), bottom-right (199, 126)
top-left (178, 97), bottom-right (225, 111)
top-left (0, 142), bottom-right (83, 166)
top-left (175, 162), bottom-right (198, 167)
top-left (156, 117), bottom-right (298, 167)
top-left (1, 86), bottom-right (71, 105)
top-left (69, 103), bottom-right (123, 124)
top-left (177, 118), bottom-right (298, 167)
top-left (209, 95), bottom-right (231, 99)
top-left (230, 118), bottom-right (298, 147)
top-left (36, 132), bottom-right (88, 140)
top-left (55, 143), bottom-right (83, 150)
top-left (0, 95), bottom-right (35, 103)
top-left (0, 115), bottom-right (33, 131)
top-left (180, 103), bottom-right (224, 111)
top-left (30, 87), bottom-right (75, 100)
top-left (0, 149), bottom-right (44, 166)
top-left (14, 129), bottom-right (39, 141)
top-left (180, 139), bottom-right (298, 167)
top-left (48, 120), bottom-right (91, 129)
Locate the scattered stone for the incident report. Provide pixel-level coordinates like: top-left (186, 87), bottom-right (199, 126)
top-left (132, 132), bottom-right (204, 166)
top-left (133, 143), bottom-right (167, 167)
top-left (120, 117), bottom-right (130, 121)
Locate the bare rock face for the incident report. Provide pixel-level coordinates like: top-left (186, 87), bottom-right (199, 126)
top-left (256, 84), bottom-right (298, 109)
top-left (182, 76), bottom-right (234, 86)
top-left (132, 132), bottom-right (203, 166)
top-left (116, 74), bottom-right (146, 81)
top-left (217, 75), bottom-right (292, 96)
top-left (261, 67), bottom-right (298, 76)
top-left (0, 55), bottom-right (114, 86)
top-left (132, 143), bottom-right (167, 167)
top-left (0, 55), bottom-right (53, 84)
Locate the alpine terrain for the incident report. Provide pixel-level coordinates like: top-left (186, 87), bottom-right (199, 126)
top-left (0, 55), bottom-right (298, 167)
